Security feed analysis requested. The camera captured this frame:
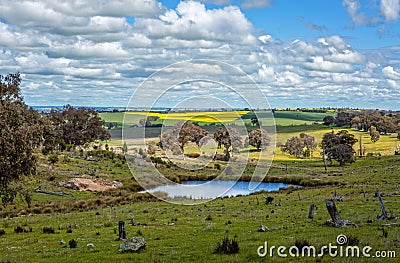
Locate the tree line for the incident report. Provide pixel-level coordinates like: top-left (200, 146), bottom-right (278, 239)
top-left (324, 110), bottom-right (400, 138)
top-left (157, 121), bottom-right (271, 161)
top-left (280, 130), bottom-right (358, 166)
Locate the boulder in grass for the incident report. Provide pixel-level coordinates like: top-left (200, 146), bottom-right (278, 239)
top-left (258, 225), bottom-right (269, 232)
top-left (118, 237), bottom-right (146, 253)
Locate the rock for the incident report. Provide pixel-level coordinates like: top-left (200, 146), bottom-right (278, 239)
top-left (59, 239), bottom-right (65, 245)
top-left (258, 225), bottom-right (269, 232)
top-left (58, 180), bottom-right (80, 190)
top-left (86, 243), bottom-right (94, 248)
top-left (118, 237), bottom-right (146, 253)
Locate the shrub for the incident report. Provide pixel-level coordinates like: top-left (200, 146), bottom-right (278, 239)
top-left (214, 235), bottom-right (239, 254)
top-left (42, 227), bottom-right (55, 234)
top-left (48, 154), bottom-right (59, 165)
top-left (346, 234), bottom-right (360, 246)
top-left (41, 147), bottom-right (49, 155)
top-left (150, 156), bottom-right (165, 165)
top-left (0, 229), bottom-right (5, 236)
top-left (14, 226), bottom-right (28, 233)
top-left (69, 239), bottom-right (77, 248)
top-left (295, 238), bottom-right (311, 250)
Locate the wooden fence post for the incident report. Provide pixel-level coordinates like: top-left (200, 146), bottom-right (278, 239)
top-left (322, 148), bottom-right (327, 171)
top-left (308, 204), bottom-right (315, 219)
top-left (118, 220), bottom-right (127, 240)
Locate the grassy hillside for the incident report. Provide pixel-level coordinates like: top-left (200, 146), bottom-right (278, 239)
top-left (0, 155), bottom-right (399, 262)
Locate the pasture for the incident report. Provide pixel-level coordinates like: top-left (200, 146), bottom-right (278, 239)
top-left (0, 110), bottom-right (398, 262)
top-left (0, 155), bottom-right (399, 262)
top-left (99, 110), bottom-right (334, 128)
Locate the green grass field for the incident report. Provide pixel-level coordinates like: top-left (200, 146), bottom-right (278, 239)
top-left (0, 110), bottom-right (399, 262)
top-left (1, 155), bottom-right (399, 262)
top-left (100, 110), bottom-right (336, 129)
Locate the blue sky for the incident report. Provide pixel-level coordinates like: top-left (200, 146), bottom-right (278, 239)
top-left (0, 0), bottom-right (399, 109)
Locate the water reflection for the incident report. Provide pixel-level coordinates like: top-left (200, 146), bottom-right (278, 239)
top-left (145, 180), bottom-right (299, 199)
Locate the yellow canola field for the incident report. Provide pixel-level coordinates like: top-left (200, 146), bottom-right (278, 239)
top-left (125, 111), bottom-right (249, 123)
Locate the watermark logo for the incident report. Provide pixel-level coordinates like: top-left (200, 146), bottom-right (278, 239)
top-left (257, 234), bottom-right (396, 259)
top-left (336, 234), bottom-right (347, 245)
top-left (122, 60), bottom-right (276, 205)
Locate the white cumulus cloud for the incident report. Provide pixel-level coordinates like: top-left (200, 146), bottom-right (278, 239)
top-left (380, 0), bottom-right (400, 22)
top-left (382, 66), bottom-right (400, 79)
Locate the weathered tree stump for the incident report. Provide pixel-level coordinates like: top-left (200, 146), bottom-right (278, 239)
top-left (118, 220), bottom-right (127, 240)
top-left (376, 187), bottom-right (389, 220)
top-left (308, 204), bottom-right (316, 219)
top-left (325, 199), bottom-right (344, 226)
top-left (325, 199), bottom-right (356, 227)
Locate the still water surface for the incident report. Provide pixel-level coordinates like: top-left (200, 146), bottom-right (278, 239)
top-left (145, 180), bottom-right (298, 199)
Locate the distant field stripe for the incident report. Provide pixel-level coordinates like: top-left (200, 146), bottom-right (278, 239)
top-left (124, 111), bottom-right (249, 123)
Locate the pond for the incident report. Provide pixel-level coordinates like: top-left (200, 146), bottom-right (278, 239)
top-left (144, 180), bottom-right (299, 199)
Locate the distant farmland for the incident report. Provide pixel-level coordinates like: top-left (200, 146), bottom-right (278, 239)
top-left (100, 110), bottom-right (335, 129)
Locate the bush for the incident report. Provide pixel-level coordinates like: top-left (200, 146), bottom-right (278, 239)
top-left (69, 239), bottom-right (77, 248)
top-left (295, 238), bottom-right (311, 250)
top-left (14, 226), bottom-right (28, 233)
top-left (42, 226), bottom-right (55, 234)
top-left (214, 235), bottom-right (239, 254)
top-left (346, 234), bottom-right (360, 246)
top-left (0, 229), bottom-right (5, 236)
top-left (41, 147), bottom-right (49, 155)
top-left (150, 156), bottom-right (165, 165)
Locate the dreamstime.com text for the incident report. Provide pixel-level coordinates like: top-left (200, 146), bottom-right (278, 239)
top-left (257, 235), bottom-right (396, 259)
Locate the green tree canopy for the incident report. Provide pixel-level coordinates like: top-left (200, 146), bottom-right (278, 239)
top-left (47, 105), bottom-right (110, 147)
top-left (369, 125), bottom-right (380, 143)
top-left (247, 128), bottom-right (270, 150)
top-left (0, 73), bottom-right (46, 205)
top-left (281, 133), bottom-right (317, 158)
top-left (158, 121), bottom-right (208, 154)
top-left (321, 130), bottom-right (357, 165)
top-left (213, 126), bottom-right (242, 160)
